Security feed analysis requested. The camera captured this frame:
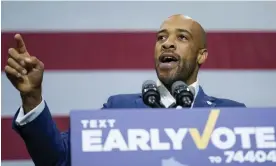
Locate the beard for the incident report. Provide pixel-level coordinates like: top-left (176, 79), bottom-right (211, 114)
top-left (156, 59), bottom-right (197, 92)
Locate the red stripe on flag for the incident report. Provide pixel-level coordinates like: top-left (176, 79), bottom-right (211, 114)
top-left (1, 117), bottom-right (69, 160)
top-left (2, 31), bottom-right (276, 70)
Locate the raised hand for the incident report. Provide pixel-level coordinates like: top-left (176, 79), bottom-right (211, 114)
top-left (5, 34), bottom-right (45, 112)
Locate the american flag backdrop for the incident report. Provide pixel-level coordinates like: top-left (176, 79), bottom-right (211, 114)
top-left (1, 1), bottom-right (276, 166)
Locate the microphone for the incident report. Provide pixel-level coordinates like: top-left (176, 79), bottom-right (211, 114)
top-left (171, 81), bottom-right (195, 108)
top-left (142, 80), bottom-right (164, 108)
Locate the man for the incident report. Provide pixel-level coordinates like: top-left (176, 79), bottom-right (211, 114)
top-left (5, 15), bottom-right (245, 166)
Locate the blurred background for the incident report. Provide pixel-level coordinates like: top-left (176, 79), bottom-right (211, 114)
top-left (1, 1), bottom-right (276, 166)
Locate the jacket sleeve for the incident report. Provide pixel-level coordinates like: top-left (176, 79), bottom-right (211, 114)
top-left (12, 96), bottom-right (114, 166)
top-left (15, 99), bottom-right (45, 126)
top-left (12, 101), bottom-right (70, 166)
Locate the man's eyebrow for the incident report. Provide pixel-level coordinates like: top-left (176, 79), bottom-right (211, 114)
top-left (157, 28), bottom-right (193, 38)
top-left (157, 29), bottom-right (167, 34)
top-left (176, 28), bottom-right (193, 38)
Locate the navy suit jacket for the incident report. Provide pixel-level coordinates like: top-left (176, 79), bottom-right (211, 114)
top-left (12, 86), bottom-right (245, 166)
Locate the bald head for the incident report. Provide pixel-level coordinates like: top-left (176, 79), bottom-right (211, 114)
top-left (154, 14), bottom-right (209, 88)
top-left (160, 14), bottom-right (207, 48)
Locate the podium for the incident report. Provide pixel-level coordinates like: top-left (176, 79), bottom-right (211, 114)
top-left (70, 108), bottom-right (276, 166)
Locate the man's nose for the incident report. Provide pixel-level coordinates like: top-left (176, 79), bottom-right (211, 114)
top-left (161, 40), bottom-right (176, 50)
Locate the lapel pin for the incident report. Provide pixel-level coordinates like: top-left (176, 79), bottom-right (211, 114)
top-left (207, 101), bottom-right (212, 105)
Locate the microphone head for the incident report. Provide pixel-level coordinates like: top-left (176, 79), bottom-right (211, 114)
top-left (142, 80), bottom-right (157, 89)
top-left (171, 81), bottom-right (195, 107)
top-left (171, 81), bottom-right (187, 93)
top-left (141, 80), bottom-right (161, 107)
top-left (171, 81), bottom-right (195, 96)
top-left (142, 80), bottom-right (158, 94)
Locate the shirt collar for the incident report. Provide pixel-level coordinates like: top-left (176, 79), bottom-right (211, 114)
top-left (156, 79), bottom-right (200, 108)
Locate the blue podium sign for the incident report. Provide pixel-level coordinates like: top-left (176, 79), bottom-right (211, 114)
top-left (70, 108), bottom-right (276, 166)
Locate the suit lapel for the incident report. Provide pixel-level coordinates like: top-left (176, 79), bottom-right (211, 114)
top-left (193, 86), bottom-right (216, 108)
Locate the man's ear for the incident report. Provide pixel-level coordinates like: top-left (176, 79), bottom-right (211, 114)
top-left (197, 49), bottom-right (208, 65)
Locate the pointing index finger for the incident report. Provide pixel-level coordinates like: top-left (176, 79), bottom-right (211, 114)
top-left (14, 34), bottom-right (27, 54)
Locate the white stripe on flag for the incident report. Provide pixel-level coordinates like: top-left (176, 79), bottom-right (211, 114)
top-left (1, 160), bottom-right (34, 166)
top-left (2, 70), bottom-right (276, 116)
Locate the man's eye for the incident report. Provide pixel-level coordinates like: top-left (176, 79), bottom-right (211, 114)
top-left (157, 35), bottom-right (166, 41)
top-left (178, 35), bottom-right (187, 40)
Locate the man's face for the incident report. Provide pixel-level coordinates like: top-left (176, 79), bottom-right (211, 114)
top-left (154, 16), bottom-right (200, 89)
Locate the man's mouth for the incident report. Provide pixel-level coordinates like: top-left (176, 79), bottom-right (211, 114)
top-left (158, 53), bottom-right (179, 70)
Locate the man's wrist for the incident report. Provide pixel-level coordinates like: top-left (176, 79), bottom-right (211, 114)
top-left (21, 88), bottom-right (42, 114)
